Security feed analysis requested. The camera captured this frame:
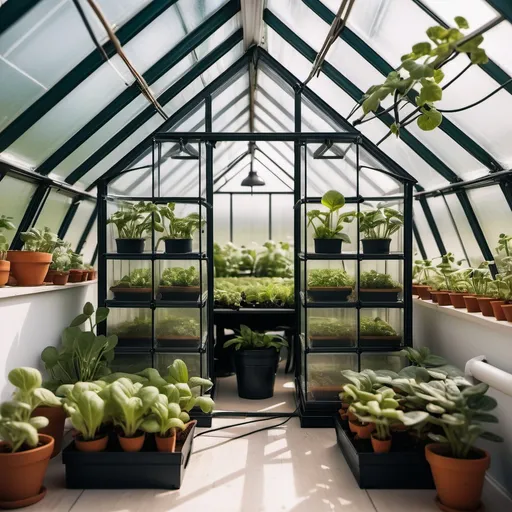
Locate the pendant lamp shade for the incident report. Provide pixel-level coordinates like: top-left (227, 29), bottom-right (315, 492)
top-left (241, 170), bottom-right (265, 187)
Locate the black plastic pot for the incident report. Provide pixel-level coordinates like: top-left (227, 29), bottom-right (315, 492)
top-left (314, 238), bottom-right (342, 254)
top-left (234, 348), bottom-right (279, 399)
top-left (359, 289), bottom-right (401, 302)
top-left (361, 238), bottom-right (391, 255)
top-left (164, 239), bottom-right (193, 254)
top-left (308, 287), bottom-right (352, 303)
top-left (116, 238), bottom-right (145, 254)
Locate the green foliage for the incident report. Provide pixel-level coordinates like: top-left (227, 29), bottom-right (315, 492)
top-left (68, 250), bottom-right (85, 270)
top-left (41, 303), bottom-right (117, 391)
top-left (157, 315), bottom-right (200, 338)
top-left (107, 201), bottom-right (161, 239)
top-left (20, 226), bottom-right (61, 253)
top-left (214, 242), bottom-right (256, 277)
top-left (360, 270), bottom-right (401, 290)
top-left (254, 241), bottom-right (293, 278)
top-left (224, 325), bottom-right (288, 351)
top-left (160, 266), bottom-right (199, 287)
top-left (493, 273), bottom-right (512, 301)
top-left (307, 190), bottom-right (355, 241)
top-left (495, 233), bottom-right (512, 275)
top-left (308, 268), bottom-right (354, 288)
top-left (116, 268), bottom-right (152, 288)
top-left (360, 317), bottom-right (397, 337)
top-left (309, 317), bottom-right (354, 338)
top-left (112, 316), bottom-right (152, 339)
top-left (156, 203), bottom-right (204, 247)
top-left (0, 214), bottom-right (16, 260)
top-left (413, 258), bottom-right (441, 285)
top-left (141, 393), bottom-right (186, 437)
top-left (358, 205), bottom-right (404, 240)
top-left (399, 347), bottom-right (447, 368)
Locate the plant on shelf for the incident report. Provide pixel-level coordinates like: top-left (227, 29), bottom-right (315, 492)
top-left (254, 241), bottom-right (293, 278)
top-left (492, 273), bottom-right (512, 321)
top-left (309, 317), bottom-right (355, 348)
top-left (7, 227), bottom-right (61, 286)
top-left (495, 233), bottom-right (512, 274)
top-left (429, 253), bottom-right (465, 305)
top-left (399, 347), bottom-right (447, 368)
top-left (156, 203), bottom-right (204, 254)
top-left (113, 316), bottom-right (152, 341)
top-left (47, 245), bottom-right (71, 285)
top-left (307, 268), bottom-right (354, 302)
top-left (0, 368), bottom-right (60, 507)
top-left (159, 266), bottom-right (200, 301)
top-left (307, 190), bottom-right (355, 254)
top-left (224, 325), bottom-right (288, 399)
top-left (413, 258), bottom-right (441, 299)
top-left (358, 204), bottom-right (404, 254)
top-left (359, 270), bottom-right (402, 302)
top-left (111, 268), bottom-right (152, 301)
top-left (156, 315), bottom-right (200, 343)
top-left (461, 264), bottom-right (496, 314)
top-left (0, 214), bottom-right (15, 287)
top-left (107, 201), bottom-right (161, 254)
top-left (66, 248), bottom-right (88, 283)
top-left (214, 242), bottom-right (242, 277)
top-left (360, 317), bottom-right (398, 338)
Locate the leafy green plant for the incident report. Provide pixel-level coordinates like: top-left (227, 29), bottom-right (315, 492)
top-left (113, 316), bottom-right (152, 338)
top-left (67, 250), bottom-right (84, 270)
top-left (224, 325), bottom-right (288, 351)
top-left (141, 393), bottom-right (186, 437)
top-left (469, 265), bottom-right (495, 297)
top-left (309, 317), bottom-right (354, 338)
top-left (358, 205), bottom-right (404, 240)
top-left (157, 315), bottom-right (200, 338)
top-left (430, 253), bottom-right (465, 291)
top-left (493, 273), bottom-right (512, 301)
top-left (399, 347), bottom-right (447, 368)
top-left (307, 190), bottom-right (355, 241)
top-left (41, 303), bottom-right (117, 391)
top-left (50, 245), bottom-right (71, 271)
top-left (413, 258), bottom-right (441, 285)
top-left (360, 270), bottom-right (401, 289)
top-left (156, 203), bottom-right (204, 248)
top-left (308, 268), bottom-right (354, 288)
top-left (495, 234), bottom-right (512, 275)
top-left (107, 201), bottom-right (161, 239)
top-left (254, 241), bottom-right (293, 278)
top-left (20, 227), bottom-right (61, 253)
top-left (160, 266), bottom-right (199, 287)
top-left (360, 317), bottom-right (397, 337)
top-left (0, 214), bottom-right (15, 260)
top-left (115, 268), bottom-right (151, 288)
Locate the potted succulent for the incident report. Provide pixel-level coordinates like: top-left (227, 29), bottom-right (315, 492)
top-left (156, 203), bottom-right (204, 254)
top-left (360, 317), bottom-right (401, 348)
top-left (158, 266), bottom-right (200, 302)
top-left (358, 205), bottom-right (403, 255)
top-left (0, 215), bottom-right (16, 287)
top-left (7, 227), bottom-right (60, 286)
top-left (224, 325), bottom-right (288, 399)
top-left (110, 268), bottom-right (152, 302)
top-left (359, 270), bottom-right (402, 302)
top-left (156, 315), bottom-right (201, 349)
top-left (307, 190), bottom-right (355, 254)
top-left (307, 268), bottom-right (354, 302)
top-left (107, 201), bottom-right (161, 254)
top-left (0, 367), bottom-right (60, 508)
top-left (309, 317), bottom-right (355, 348)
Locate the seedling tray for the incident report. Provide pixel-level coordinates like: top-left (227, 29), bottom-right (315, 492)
top-left (157, 286), bottom-right (200, 302)
top-left (359, 289), bottom-right (401, 302)
top-left (309, 336), bottom-right (354, 348)
top-left (334, 415), bottom-right (434, 489)
top-left (117, 336), bottom-right (152, 349)
top-left (62, 422), bottom-right (196, 490)
top-left (110, 287), bottom-right (152, 302)
top-left (156, 336), bottom-right (201, 349)
top-left (359, 336), bottom-right (402, 349)
top-left (308, 287), bottom-right (352, 303)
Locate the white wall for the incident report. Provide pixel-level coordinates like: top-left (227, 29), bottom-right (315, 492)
top-left (0, 283), bottom-right (97, 401)
top-left (414, 300), bottom-right (512, 496)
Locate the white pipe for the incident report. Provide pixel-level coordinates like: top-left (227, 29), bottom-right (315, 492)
top-left (465, 356), bottom-right (512, 397)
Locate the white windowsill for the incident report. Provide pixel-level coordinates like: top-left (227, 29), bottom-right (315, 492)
top-left (0, 280), bottom-right (96, 300)
top-left (414, 297), bottom-right (512, 335)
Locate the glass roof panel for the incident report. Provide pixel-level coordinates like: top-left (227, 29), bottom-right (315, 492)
top-left (420, 0), bottom-right (499, 27)
top-left (481, 21), bottom-right (512, 76)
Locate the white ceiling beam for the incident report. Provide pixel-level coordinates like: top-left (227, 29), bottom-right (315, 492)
top-left (241, 0), bottom-right (265, 50)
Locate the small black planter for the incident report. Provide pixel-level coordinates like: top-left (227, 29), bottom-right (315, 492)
top-left (116, 238), bottom-right (145, 254)
top-left (308, 287), bottom-right (352, 303)
top-left (234, 348), bottom-right (279, 399)
top-left (361, 238), bottom-right (391, 255)
top-left (158, 286), bottom-right (200, 302)
top-left (359, 289), bottom-right (401, 302)
top-left (314, 238), bottom-right (342, 254)
top-left (110, 287), bottom-right (152, 302)
top-left (164, 238), bottom-right (193, 254)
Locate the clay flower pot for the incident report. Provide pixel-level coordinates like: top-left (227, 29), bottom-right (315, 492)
top-left (412, 284), bottom-right (418, 296)
top-left (80, 270), bottom-right (89, 282)
top-left (0, 434), bottom-right (54, 508)
top-left (426, 443), bottom-right (489, 512)
top-left (155, 433), bottom-right (177, 453)
top-left (491, 301), bottom-right (506, 321)
top-left (449, 292), bottom-right (473, 309)
top-left (431, 292), bottom-right (439, 304)
top-left (68, 269), bottom-right (84, 283)
top-left (431, 291), bottom-right (452, 306)
top-left (86, 269), bottom-right (96, 281)
top-left (44, 269), bottom-right (56, 283)
top-left (32, 406), bottom-right (66, 458)
top-left (416, 286), bottom-right (432, 300)
top-left (75, 435), bottom-right (108, 452)
top-left (0, 260), bottom-right (10, 287)
top-left (464, 295), bottom-right (481, 313)
top-left (501, 304), bottom-right (512, 322)
top-left (348, 420), bottom-right (358, 434)
top-left (347, 410), bottom-right (357, 422)
top-left (371, 434), bottom-right (392, 453)
top-left (118, 432), bottom-right (145, 452)
top-left (349, 421), bottom-right (375, 439)
top-left (52, 271), bottom-right (70, 286)
top-left (6, 251), bottom-right (52, 286)
top-left (476, 297), bottom-right (494, 317)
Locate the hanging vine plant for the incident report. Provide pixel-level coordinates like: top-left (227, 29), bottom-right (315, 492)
top-left (353, 16), bottom-right (489, 135)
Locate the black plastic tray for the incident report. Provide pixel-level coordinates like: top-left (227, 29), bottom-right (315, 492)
top-left (308, 287), bottom-right (352, 303)
top-left (62, 422), bottom-right (196, 489)
top-left (334, 415), bottom-right (434, 489)
top-left (359, 290), bottom-right (400, 302)
top-left (157, 287), bottom-right (200, 302)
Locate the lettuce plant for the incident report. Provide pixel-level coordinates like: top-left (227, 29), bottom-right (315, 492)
top-left (360, 317), bottom-right (397, 336)
top-left (0, 214), bottom-right (15, 260)
top-left (254, 241), bottom-right (293, 278)
top-left (141, 393), bottom-right (186, 437)
top-left (107, 201), bottom-right (161, 239)
top-left (115, 268), bottom-right (151, 288)
top-left (360, 270), bottom-right (401, 289)
top-left (224, 325), bottom-right (288, 352)
top-left (160, 266), bottom-right (199, 287)
top-left (308, 268), bottom-right (354, 288)
top-left (157, 316), bottom-right (200, 338)
top-left (309, 317), bottom-right (354, 338)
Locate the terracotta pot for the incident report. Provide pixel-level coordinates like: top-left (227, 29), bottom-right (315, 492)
top-left (86, 269), bottom-right (96, 281)
top-left (347, 410), bottom-right (357, 422)
top-left (0, 260), bottom-right (10, 287)
top-left (0, 434), bottom-right (53, 506)
top-left (476, 297), bottom-right (495, 317)
top-left (426, 443), bottom-right (489, 512)
top-left (491, 301), bottom-right (506, 321)
top-left (6, 251), bottom-right (52, 286)
top-left (155, 432), bottom-right (177, 453)
top-left (417, 286), bottom-right (432, 300)
top-left (371, 434), bottom-right (392, 453)
top-left (449, 292), bottom-right (473, 309)
top-left (44, 269), bottom-right (56, 283)
top-left (68, 269), bottom-right (83, 283)
top-left (412, 284), bottom-right (418, 296)
top-left (118, 432), bottom-right (145, 452)
top-left (350, 421), bottom-right (374, 439)
top-left (502, 304), bottom-right (512, 322)
top-left (431, 291), bottom-right (452, 306)
top-left (431, 292), bottom-right (439, 304)
top-left (80, 270), bottom-right (88, 282)
top-left (348, 420), bottom-right (358, 434)
top-left (75, 435), bottom-right (108, 452)
top-left (464, 295), bottom-right (481, 313)
top-left (338, 409), bottom-right (348, 421)
top-left (52, 271), bottom-right (69, 286)
top-left (32, 406), bottom-right (66, 458)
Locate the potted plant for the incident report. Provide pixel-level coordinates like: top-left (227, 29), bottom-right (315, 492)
top-left (413, 258), bottom-right (441, 300)
top-left (84, 264), bottom-right (96, 281)
top-left (7, 227), bottom-right (60, 286)
top-left (110, 268), bottom-right (152, 302)
top-left (0, 367), bottom-right (60, 508)
top-left (360, 317), bottom-right (401, 348)
top-left (66, 250), bottom-right (86, 283)
top-left (307, 268), bottom-right (354, 302)
top-left (156, 203), bottom-right (204, 254)
top-left (358, 204), bottom-right (403, 255)
top-left (307, 190), bottom-right (355, 254)
top-left (359, 270), bottom-right (402, 302)
top-left (112, 315), bottom-right (152, 348)
top-left (254, 241), bottom-right (293, 278)
top-left (0, 215), bottom-right (15, 287)
top-left (223, 325), bottom-right (288, 399)
top-left (430, 253), bottom-right (462, 306)
top-left (47, 246), bottom-right (71, 285)
top-left (491, 274), bottom-right (512, 321)
top-left (156, 315), bottom-right (201, 349)
top-left (463, 265), bottom-right (495, 313)
top-left (158, 266), bottom-right (200, 301)
top-left (309, 317), bottom-right (355, 348)
top-left (107, 201), bottom-right (161, 254)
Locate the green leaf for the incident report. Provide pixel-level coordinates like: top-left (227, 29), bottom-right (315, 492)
top-left (467, 394), bottom-right (498, 411)
top-left (433, 69), bottom-right (445, 84)
top-left (457, 34), bottom-right (484, 53)
top-left (412, 42), bottom-right (432, 57)
top-left (390, 123), bottom-right (399, 136)
top-left (321, 190), bottom-right (345, 212)
top-left (426, 26), bottom-right (449, 42)
top-left (362, 86), bottom-right (392, 115)
top-left (95, 307), bottom-right (110, 324)
top-left (470, 48), bottom-right (488, 65)
top-left (29, 416), bottom-right (49, 431)
top-left (417, 81), bottom-right (442, 106)
top-left (479, 431), bottom-right (504, 443)
top-left (8, 367), bottom-right (42, 392)
top-left (69, 314), bottom-right (89, 327)
top-left (462, 382), bottom-right (489, 396)
top-left (417, 107), bottom-right (442, 131)
top-left (402, 59), bottom-right (435, 80)
top-left (454, 16), bottom-right (469, 29)
top-left (41, 346), bottom-right (59, 368)
top-left (472, 413), bottom-right (499, 423)
top-left (83, 302), bottom-right (94, 316)
top-left (195, 396), bottom-right (215, 414)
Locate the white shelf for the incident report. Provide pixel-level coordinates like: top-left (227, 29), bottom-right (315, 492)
top-left (0, 280), bottom-right (96, 300)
